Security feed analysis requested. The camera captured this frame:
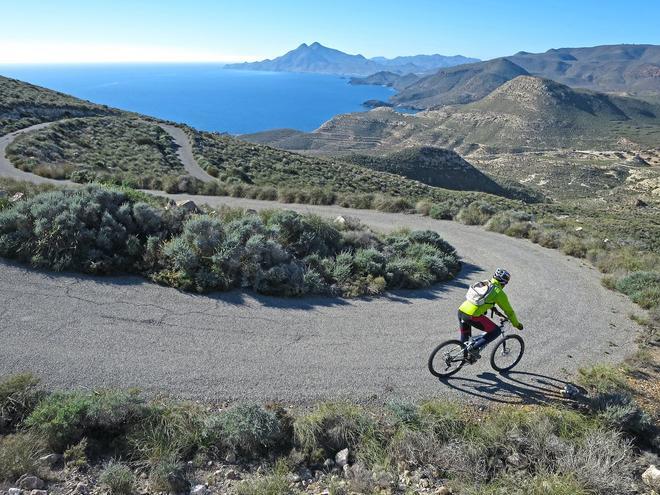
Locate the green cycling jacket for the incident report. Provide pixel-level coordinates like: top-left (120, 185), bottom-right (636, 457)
top-left (459, 278), bottom-right (520, 327)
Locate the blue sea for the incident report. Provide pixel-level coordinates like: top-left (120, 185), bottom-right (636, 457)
top-left (0, 64), bottom-right (395, 134)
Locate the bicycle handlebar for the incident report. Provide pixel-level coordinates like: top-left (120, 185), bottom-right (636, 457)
top-left (490, 307), bottom-right (507, 320)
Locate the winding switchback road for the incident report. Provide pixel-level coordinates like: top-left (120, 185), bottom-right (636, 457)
top-left (0, 123), bottom-right (642, 404)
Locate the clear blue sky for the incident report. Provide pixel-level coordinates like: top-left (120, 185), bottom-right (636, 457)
top-left (1, 0), bottom-right (659, 63)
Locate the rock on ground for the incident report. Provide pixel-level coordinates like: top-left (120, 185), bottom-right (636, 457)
top-left (175, 200), bottom-right (201, 213)
top-left (17, 476), bottom-right (45, 491)
top-left (643, 465), bottom-right (660, 491)
top-left (335, 448), bottom-right (349, 468)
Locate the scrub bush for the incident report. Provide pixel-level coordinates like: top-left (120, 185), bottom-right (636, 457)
top-left (25, 389), bottom-right (147, 452)
top-left (485, 210), bottom-right (534, 237)
top-left (148, 453), bottom-right (190, 493)
top-left (614, 271), bottom-right (660, 309)
top-left (202, 404), bottom-right (287, 459)
top-left (100, 460), bottom-right (135, 495)
top-left (0, 433), bottom-right (45, 482)
top-left (0, 373), bottom-right (43, 433)
top-left (0, 186), bottom-right (181, 273)
top-left (456, 201), bottom-right (496, 225)
top-left (129, 401), bottom-right (205, 463)
top-left (294, 403), bottom-right (374, 459)
top-left (0, 187), bottom-right (460, 298)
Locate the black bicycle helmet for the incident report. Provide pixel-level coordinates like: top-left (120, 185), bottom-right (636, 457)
top-left (493, 268), bottom-right (511, 285)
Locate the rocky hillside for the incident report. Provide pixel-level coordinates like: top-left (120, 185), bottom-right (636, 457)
top-left (426, 76), bottom-right (660, 150)
top-left (383, 44), bottom-right (660, 110)
top-left (187, 126), bottom-right (523, 205)
top-left (391, 58), bottom-right (530, 109)
top-left (252, 76), bottom-right (660, 153)
top-left (0, 75), bottom-right (119, 135)
top-left (508, 44), bottom-right (660, 95)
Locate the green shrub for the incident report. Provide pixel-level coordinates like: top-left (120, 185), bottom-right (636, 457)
top-left (577, 364), bottom-right (631, 394)
top-left (337, 193), bottom-right (374, 210)
top-left (560, 237), bottom-right (588, 258)
top-left (418, 400), bottom-right (467, 440)
top-left (64, 438), bottom-right (89, 469)
top-left (0, 373), bottom-right (42, 433)
top-left (415, 200), bottom-right (433, 216)
top-left (202, 404), bottom-right (287, 459)
top-left (456, 201), bottom-right (496, 225)
top-left (385, 257), bottom-right (434, 288)
top-left (429, 202), bottom-right (458, 220)
top-left (595, 248), bottom-right (659, 275)
top-left (100, 460), bottom-right (135, 495)
top-left (148, 453), bottom-right (190, 493)
top-left (0, 186), bottom-right (179, 274)
top-left (353, 248), bottom-right (386, 277)
top-left (159, 211), bottom-right (347, 296)
top-left (268, 211), bottom-right (342, 258)
top-left (485, 211), bottom-right (534, 238)
top-left (385, 400), bottom-right (421, 429)
top-left (330, 251), bottom-right (354, 285)
top-left (408, 230), bottom-right (457, 256)
top-left (1, 189), bottom-right (460, 298)
top-left (589, 391), bottom-right (656, 441)
top-left (614, 271), bottom-right (660, 309)
top-left (129, 401), bottom-right (205, 463)
top-left (529, 228), bottom-right (564, 248)
top-left (373, 196), bottom-right (413, 213)
top-left (294, 403), bottom-right (374, 458)
top-left (0, 433), bottom-right (45, 482)
top-left (26, 389), bottom-right (146, 452)
top-left (234, 460), bottom-right (294, 495)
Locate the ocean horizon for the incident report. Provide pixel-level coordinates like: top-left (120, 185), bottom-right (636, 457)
top-left (0, 63), bottom-right (395, 134)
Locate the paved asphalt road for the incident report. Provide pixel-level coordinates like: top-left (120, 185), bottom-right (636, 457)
top-left (0, 123), bottom-right (642, 405)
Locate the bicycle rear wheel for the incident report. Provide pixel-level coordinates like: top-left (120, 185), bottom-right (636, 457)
top-left (490, 334), bottom-right (524, 372)
top-left (428, 339), bottom-right (468, 378)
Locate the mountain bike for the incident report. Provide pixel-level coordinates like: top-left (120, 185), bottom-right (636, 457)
top-left (428, 309), bottom-right (525, 378)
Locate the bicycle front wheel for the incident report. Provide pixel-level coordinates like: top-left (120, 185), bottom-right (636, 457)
top-left (428, 339), bottom-right (468, 378)
top-left (490, 334), bottom-right (525, 372)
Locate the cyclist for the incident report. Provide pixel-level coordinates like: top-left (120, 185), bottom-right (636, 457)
top-left (458, 268), bottom-right (523, 361)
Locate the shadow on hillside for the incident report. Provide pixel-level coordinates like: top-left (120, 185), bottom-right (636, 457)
top-left (438, 370), bottom-right (586, 405)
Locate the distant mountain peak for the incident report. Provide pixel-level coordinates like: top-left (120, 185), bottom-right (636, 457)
top-left (224, 43), bottom-right (479, 76)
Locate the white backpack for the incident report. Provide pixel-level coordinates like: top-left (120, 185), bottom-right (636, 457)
top-left (466, 280), bottom-right (494, 306)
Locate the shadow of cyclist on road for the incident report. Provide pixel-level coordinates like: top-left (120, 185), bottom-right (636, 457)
top-left (438, 370), bottom-right (586, 405)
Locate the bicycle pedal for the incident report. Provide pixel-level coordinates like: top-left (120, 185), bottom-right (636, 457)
top-left (466, 351), bottom-right (481, 364)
